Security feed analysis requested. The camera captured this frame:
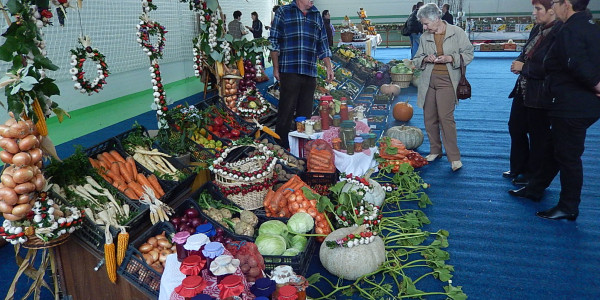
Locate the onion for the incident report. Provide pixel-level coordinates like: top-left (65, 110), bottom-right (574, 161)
top-left (33, 173), bottom-right (45, 191)
top-left (12, 167), bottom-right (35, 184)
top-left (159, 250), bottom-right (171, 263)
top-left (0, 151), bottom-right (14, 164)
top-left (11, 203), bottom-right (32, 217)
top-left (11, 152), bottom-right (32, 166)
top-left (0, 138), bottom-right (19, 154)
top-left (157, 239), bottom-right (172, 249)
top-left (139, 243), bottom-right (153, 253)
top-left (18, 135), bottom-right (39, 151)
top-left (1, 174), bottom-right (16, 188)
top-left (148, 249), bottom-right (159, 262)
top-left (0, 187), bottom-right (19, 205)
top-left (147, 237), bottom-right (158, 246)
top-left (28, 148), bottom-right (43, 165)
top-left (0, 201), bottom-right (14, 214)
top-left (142, 253), bottom-right (154, 264)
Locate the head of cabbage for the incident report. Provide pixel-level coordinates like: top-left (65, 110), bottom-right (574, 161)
top-left (287, 212), bottom-right (314, 234)
top-left (255, 234), bottom-right (287, 256)
top-left (259, 220), bottom-right (288, 236)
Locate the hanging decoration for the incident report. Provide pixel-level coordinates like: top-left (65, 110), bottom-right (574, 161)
top-left (69, 36), bottom-right (110, 94)
top-left (51, 0), bottom-right (70, 26)
top-left (138, 0), bottom-right (168, 126)
top-left (192, 36), bottom-right (203, 77)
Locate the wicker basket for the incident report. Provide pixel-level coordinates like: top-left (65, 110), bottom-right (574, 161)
top-left (392, 81), bottom-right (411, 88)
top-left (212, 144), bottom-right (277, 210)
top-left (341, 32), bottom-right (354, 42)
top-left (23, 233), bottom-right (71, 249)
top-left (390, 72), bottom-right (413, 82)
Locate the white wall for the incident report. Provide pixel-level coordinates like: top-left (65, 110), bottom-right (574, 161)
top-left (220, 0), bottom-right (276, 38)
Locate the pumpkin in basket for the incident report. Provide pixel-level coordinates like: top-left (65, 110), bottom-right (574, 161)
top-left (385, 125), bottom-right (424, 150)
top-left (320, 226), bottom-right (385, 280)
top-left (392, 100), bottom-right (413, 122)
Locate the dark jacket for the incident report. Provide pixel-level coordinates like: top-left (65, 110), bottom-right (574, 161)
top-left (543, 12), bottom-right (600, 118)
top-left (442, 11), bottom-right (454, 25)
top-left (324, 18), bottom-right (333, 47)
top-left (509, 21), bottom-right (562, 108)
top-left (406, 10), bottom-right (422, 34)
top-left (251, 19), bottom-right (263, 38)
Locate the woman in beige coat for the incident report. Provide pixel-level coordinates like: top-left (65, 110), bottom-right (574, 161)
top-left (412, 3), bottom-right (474, 171)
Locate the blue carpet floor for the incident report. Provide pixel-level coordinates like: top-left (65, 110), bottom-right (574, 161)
top-left (2, 48), bottom-right (600, 299)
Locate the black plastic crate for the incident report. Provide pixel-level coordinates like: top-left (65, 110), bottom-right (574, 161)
top-left (368, 104), bottom-right (390, 116)
top-left (113, 125), bottom-right (152, 152)
top-left (300, 171), bottom-right (339, 196)
top-left (85, 137), bottom-right (176, 204)
top-left (373, 93), bottom-right (393, 104)
top-left (262, 233), bottom-right (316, 276)
top-left (118, 222), bottom-right (175, 299)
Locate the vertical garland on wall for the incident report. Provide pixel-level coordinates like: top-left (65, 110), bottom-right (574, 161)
top-left (136, 0), bottom-right (168, 127)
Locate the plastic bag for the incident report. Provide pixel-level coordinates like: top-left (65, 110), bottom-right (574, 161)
top-left (226, 241), bottom-right (265, 283)
top-left (305, 139), bottom-right (336, 173)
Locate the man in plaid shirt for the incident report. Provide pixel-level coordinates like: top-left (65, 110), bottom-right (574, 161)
top-left (269, 0), bottom-right (334, 149)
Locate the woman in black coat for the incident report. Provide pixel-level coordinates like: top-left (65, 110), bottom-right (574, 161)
top-left (505, 0), bottom-right (561, 185)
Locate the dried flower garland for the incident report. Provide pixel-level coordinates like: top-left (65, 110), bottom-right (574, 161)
top-left (0, 192), bottom-right (83, 245)
top-left (236, 89), bottom-right (270, 120)
top-left (69, 36), bottom-right (109, 95)
top-left (326, 226), bottom-right (377, 249)
top-left (136, 14), bottom-right (167, 61)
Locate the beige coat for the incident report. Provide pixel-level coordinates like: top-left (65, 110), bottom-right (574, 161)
top-left (412, 22), bottom-right (474, 108)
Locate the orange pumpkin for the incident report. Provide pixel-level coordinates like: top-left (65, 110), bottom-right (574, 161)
top-left (393, 101), bottom-right (413, 122)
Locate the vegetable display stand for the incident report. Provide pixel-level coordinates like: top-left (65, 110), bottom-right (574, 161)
top-left (212, 144), bottom-right (278, 210)
top-left (118, 222), bottom-right (176, 298)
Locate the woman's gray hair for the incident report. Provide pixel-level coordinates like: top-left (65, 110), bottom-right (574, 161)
top-left (417, 3), bottom-right (442, 22)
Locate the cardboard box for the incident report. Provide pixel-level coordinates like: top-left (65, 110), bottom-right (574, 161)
top-left (480, 43), bottom-right (492, 51)
top-left (503, 43), bottom-right (517, 51)
top-left (491, 44), bottom-right (505, 51)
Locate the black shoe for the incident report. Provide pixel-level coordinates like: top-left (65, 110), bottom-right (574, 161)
top-left (502, 170), bottom-right (517, 178)
top-left (512, 174), bottom-right (529, 186)
top-left (508, 186), bottom-right (542, 202)
top-left (536, 206), bottom-right (578, 221)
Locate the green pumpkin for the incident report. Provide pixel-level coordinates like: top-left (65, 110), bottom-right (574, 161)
top-left (384, 125), bottom-right (424, 150)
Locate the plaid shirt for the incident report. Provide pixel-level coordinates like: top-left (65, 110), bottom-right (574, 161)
top-left (268, 1), bottom-right (331, 77)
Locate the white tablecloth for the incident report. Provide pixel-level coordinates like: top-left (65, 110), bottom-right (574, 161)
top-left (333, 147), bottom-right (379, 176)
top-left (159, 254), bottom-right (186, 300)
top-left (337, 34), bottom-right (381, 57)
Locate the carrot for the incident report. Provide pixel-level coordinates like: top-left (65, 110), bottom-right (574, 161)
top-left (126, 157), bottom-right (138, 179)
top-left (147, 174), bottom-right (165, 198)
top-left (100, 173), bottom-right (113, 184)
top-left (89, 157), bottom-right (100, 169)
top-left (105, 169), bottom-right (124, 183)
top-left (109, 150), bottom-right (127, 163)
top-left (98, 152), bottom-right (115, 164)
top-left (127, 181), bottom-right (145, 198)
top-left (113, 180), bottom-right (127, 192)
top-left (122, 187), bottom-right (138, 199)
top-left (117, 161), bottom-right (133, 183)
top-left (136, 173), bottom-right (156, 195)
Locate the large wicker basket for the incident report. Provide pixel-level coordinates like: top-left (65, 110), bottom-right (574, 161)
top-left (23, 232), bottom-right (71, 249)
top-left (391, 72), bottom-right (413, 88)
top-left (212, 144), bottom-right (277, 210)
top-left (341, 32), bottom-right (354, 42)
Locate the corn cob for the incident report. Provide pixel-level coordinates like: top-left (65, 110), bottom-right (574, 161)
top-left (104, 227), bottom-right (117, 283)
top-left (116, 227), bottom-right (129, 266)
top-left (32, 98), bottom-right (48, 136)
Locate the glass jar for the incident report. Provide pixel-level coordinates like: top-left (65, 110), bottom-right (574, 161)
top-left (251, 278), bottom-right (277, 298)
top-left (195, 223), bottom-right (216, 239)
top-left (311, 116), bottom-right (322, 132)
top-left (202, 241), bottom-right (224, 273)
top-left (369, 133), bottom-right (377, 148)
top-left (347, 106), bottom-right (354, 120)
top-left (360, 134), bottom-right (371, 148)
top-left (304, 121), bottom-right (314, 135)
top-left (277, 285), bottom-right (299, 300)
top-left (184, 233), bottom-right (209, 259)
top-left (179, 255), bottom-right (205, 276)
top-left (354, 137), bottom-right (363, 153)
top-left (218, 275), bottom-right (245, 299)
top-left (174, 275), bottom-right (207, 299)
top-left (346, 140), bottom-right (355, 155)
top-left (295, 116), bottom-right (306, 132)
top-left (172, 231), bottom-right (191, 262)
top-left (340, 121), bottom-right (356, 150)
top-left (340, 99), bottom-right (349, 121)
top-left (332, 115), bottom-right (341, 127)
top-left (332, 138), bottom-right (342, 151)
top-left (289, 275), bottom-right (308, 300)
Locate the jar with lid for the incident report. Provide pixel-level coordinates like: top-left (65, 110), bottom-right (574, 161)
top-left (340, 97), bottom-right (349, 121)
top-left (288, 275), bottom-right (308, 300)
top-left (354, 106), bottom-right (365, 120)
top-left (319, 95), bottom-right (333, 130)
top-left (250, 278), bottom-right (277, 298)
top-left (304, 121), bottom-right (314, 135)
top-left (209, 255), bottom-right (239, 283)
top-left (354, 137), bottom-right (363, 153)
top-left (369, 133), bottom-right (377, 148)
top-left (202, 241), bottom-right (224, 272)
top-left (332, 115), bottom-right (341, 127)
top-left (295, 116), bottom-right (306, 132)
top-left (311, 116), bottom-right (322, 132)
top-left (174, 275), bottom-right (207, 299)
top-left (179, 255), bottom-right (206, 276)
top-left (173, 231), bottom-right (191, 262)
top-left (332, 138), bottom-right (342, 150)
top-left (360, 133), bottom-right (372, 148)
top-left (184, 233), bottom-right (209, 259)
top-left (218, 275), bottom-right (245, 299)
top-left (346, 140), bottom-right (355, 155)
top-left (347, 105), bottom-right (354, 120)
top-left (276, 285), bottom-right (299, 300)
top-left (340, 121), bottom-right (356, 150)
top-left (195, 223), bottom-right (216, 239)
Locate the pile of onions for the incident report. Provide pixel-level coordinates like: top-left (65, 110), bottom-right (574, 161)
top-left (222, 77), bottom-right (239, 113)
top-left (237, 60), bottom-right (257, 94)
top-left (0, 115), bottom-right (45, 221)
top-left (138, 231), bottom-right (175, 274)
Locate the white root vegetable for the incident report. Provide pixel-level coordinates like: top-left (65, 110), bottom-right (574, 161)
top-left (139, 186), bottom-right (173, 224)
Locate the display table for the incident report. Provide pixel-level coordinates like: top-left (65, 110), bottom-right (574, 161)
top-left (338, 34), bottom-right (381, 57)
top-left (468, 31), bottom-right (530, 41)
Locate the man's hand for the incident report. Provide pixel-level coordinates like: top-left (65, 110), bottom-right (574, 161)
top-left (511, 60), bottom-right (524, 74)
top-left (326, 67), bottom-right (334, 82)
top-left (273, 69), bottom-right (280, 81)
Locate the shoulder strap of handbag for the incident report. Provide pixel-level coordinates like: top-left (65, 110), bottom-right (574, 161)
top-left (459, 54), bottom-right (466, 79)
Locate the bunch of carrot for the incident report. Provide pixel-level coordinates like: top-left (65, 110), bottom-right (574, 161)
top-left (378, 137), bottom-right (411, 160)
top-left (306, 140), bottom-right (335, 173)
top-left (89, 150), bottom-right (165, 200)
top-left (263, 175), bottom-right (332, 241)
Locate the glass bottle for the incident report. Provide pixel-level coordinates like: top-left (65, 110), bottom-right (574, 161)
top-left (319, 95), bottom-right (333, 130)
top-left (340, 98), bottom-right (349, 121)
top-left (172, 231), bottom-right (191, 262)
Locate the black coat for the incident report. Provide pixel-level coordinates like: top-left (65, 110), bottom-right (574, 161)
top-left (407, 10), bottom-right (422, 34)
top-left (442, 12), bottom-right (454, 25)
top-left (509, 21), bottom-right (562, 109)
top-left (543, 12), bottom-right (600, 118)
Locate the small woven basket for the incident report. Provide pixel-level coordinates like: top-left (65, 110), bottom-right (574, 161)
top-left (213, 144), bottom-right (275, 210)
top-left (390, 72), bottom-right (413, 82)
top-left (23, 232), bottom-right (71, 250)
top-left (341, 32), bottom-right (354, 42)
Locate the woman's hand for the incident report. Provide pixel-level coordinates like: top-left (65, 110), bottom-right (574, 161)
top-left (511, 61), bottom-right (524, 74)
top-left (424, 54), bottom-right (437, 63)
top-left (433, 55), bottom-right (452, 64)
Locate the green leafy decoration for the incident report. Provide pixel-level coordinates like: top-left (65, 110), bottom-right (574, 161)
top-left (6, 0), bottom-right (25, 13)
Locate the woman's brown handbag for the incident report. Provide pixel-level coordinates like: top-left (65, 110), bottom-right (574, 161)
top-left (457, 54), bottom-right (471, 100)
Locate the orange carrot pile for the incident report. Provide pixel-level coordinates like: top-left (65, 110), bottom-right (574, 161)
top-left (89, 150), bottom-right (165, 199)
top-left (306, 140), bottom-right (335, 173)
top-left (378, 137), bottom-right (410, 160)
top-left (264, 175), bottom-right (332, 241)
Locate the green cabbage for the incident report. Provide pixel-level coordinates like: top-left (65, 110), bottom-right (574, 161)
top-left (259, 220), bottom-right (288, 236)
top-left (255, 234), bottom-right (287, 256)
top-left (287, 212), bottom-right (314, 234)
top-left (290, 235), bottom-right (307, 252)
top-left (282, 248), bottom-right (301, 256)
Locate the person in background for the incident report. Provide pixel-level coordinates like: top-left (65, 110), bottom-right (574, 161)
top-left (509, 0), bottom-right (600, 221)
top-left (323, 10), bottom-right (334, 47)
top-left (412, 3), bottom-right (474, 171)
top-left (442, 4), bottom-right (454, 25)
top-left (504, 0), bottom-right (561, 186)
top-left (406, 1), bottom-right (424, 58)
top-left (228, 10), bottom-right (248, 40)
top-left (246, 12), bottom-right (263, 39)
top-left (265, 5), bottom-right (280, 31)
top-left (269, 0), bottom-right (334, 149)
